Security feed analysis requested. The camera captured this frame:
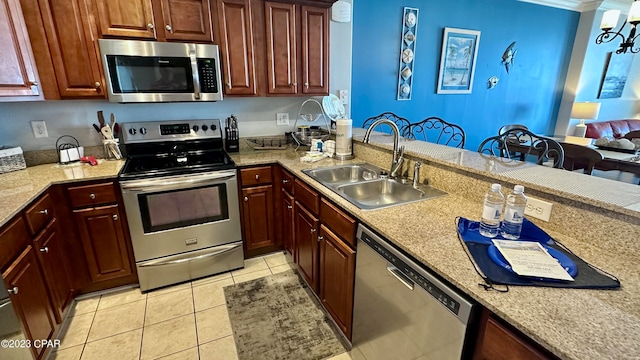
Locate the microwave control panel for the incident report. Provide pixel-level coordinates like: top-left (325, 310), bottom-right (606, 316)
top-left (198, 59), bottom-right (219, 93)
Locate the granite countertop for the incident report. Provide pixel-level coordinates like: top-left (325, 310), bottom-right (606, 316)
top-left (0, 159), bottom-right (125, 226)
top-left (230, 147), bottom-right (640, 360)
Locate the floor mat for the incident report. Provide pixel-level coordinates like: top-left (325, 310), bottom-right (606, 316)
top-left (224, 270), bottom-right (347, 360)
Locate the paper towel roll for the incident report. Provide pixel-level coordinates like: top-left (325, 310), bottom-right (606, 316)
top-left (336, 119), bottom-right (352, 156)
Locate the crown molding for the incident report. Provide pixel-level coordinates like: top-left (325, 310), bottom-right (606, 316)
top-left (518, 0), bottom-right (633, 12)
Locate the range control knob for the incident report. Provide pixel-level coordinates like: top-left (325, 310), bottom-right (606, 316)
top-left (202, 124), bottom-right (208, 131)
top-left (210, 124), bottom-right (217, 131)
top-left (128, 128), bottom-right (137, 135)
top-left (192, 125), bottom-right (199, 132)
top-left (140, 127), bottom-right (147, 135)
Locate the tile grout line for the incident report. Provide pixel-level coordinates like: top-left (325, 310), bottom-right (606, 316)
top-left (137, 294), bottom-right (148, 360)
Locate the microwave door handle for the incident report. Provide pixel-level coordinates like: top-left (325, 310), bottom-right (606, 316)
top-left (189, 48), bottom-right (201, 100)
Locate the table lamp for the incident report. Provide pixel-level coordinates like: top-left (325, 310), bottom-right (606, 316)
top-left (571, 102), bottom-right (601, 137)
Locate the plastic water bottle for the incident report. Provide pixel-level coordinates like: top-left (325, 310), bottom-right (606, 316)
top-left (502, 185), bottom-right (527, 240)
top-left (480, 184), bottom-right (504, 238)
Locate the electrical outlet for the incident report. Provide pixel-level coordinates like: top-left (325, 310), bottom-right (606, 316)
top-left (31, 120), bottom-right (48, 138)
top-left (338, 89), bottom-right (348, 104)
top-left (524, 197), bottom-right (553, 222)
top-left (276, 113), bottom-right (290, 126)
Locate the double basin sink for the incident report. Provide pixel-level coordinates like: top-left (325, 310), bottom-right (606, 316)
top-left (302, 163), bottom-right (447, 210)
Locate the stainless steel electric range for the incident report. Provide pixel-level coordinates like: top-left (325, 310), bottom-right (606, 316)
top-left (118, 119), bottom-right (243, 292)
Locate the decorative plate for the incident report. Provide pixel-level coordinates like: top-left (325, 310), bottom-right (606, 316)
top-left (322, 94), bottom-right (345, 120)
top-left (405, 12), bottom-right (416, 27)
top-left (404, 31), bottom-right (415, 45)
top-left (402, 48), bottom-right (414, 64)
top-left (400, 84), bottom-right (411, 95)
top-left (401, 67), bottom-right (412, 80)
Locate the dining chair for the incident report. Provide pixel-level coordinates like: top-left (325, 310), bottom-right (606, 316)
top-left (498, 124), bottom-right (529, 135)
top-left (477, 128), bottom-right (565, 168)
top-left (362, 112), bottom-right (411, 134)
top-left (623, 130), bottom-right (640, 140)
top-left (559, 142), bottom-right (604, 175)
top-left (401, 116), bottom-right (466, 148)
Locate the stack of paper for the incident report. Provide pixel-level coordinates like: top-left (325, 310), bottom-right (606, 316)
top-left (492, 240), bottom-right (575, 281)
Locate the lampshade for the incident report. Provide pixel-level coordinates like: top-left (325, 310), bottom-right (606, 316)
top-left (570, 102), bottom-right (601, 120)
top-left (629, 1), bottom-right (640, 23)
top-left (601, 9), bottom-right (620, 30)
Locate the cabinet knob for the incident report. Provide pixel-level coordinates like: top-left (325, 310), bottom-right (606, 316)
top-left (8, 287), bottom-right (18, 295)
top-left (317, 235), bottom-right (323, 242)
top-left (112, 214), bottom-right (118, 221)
top-left (39, 209), bottom-right (48, 215)
top-left (291, 83), bottom-right (297, 87)
top-left (282, 179), bottom-right (290, 184)
top-left (90, 193), bottom-right (96, 200)
top-left (287, 205), bottom-right (292, 209)
top-left (310, 228), bottom-right (316, 233)
top-left (30, 81), bottom-right (39, 86)
top-left (95, 82), bottom-right (101, 88)
top-left (147, 23), bottom-right (154, 29)
top-left (165, 24), bottom-right (172, 32)
top-left (40, 247), bottom-right (49, 253)
top-left (255, 174), bottom-right (259, 181)
top-left (244, 196), bottom-right (249, 202)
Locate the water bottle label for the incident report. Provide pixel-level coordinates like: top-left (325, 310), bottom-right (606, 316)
top-left (482, 204), bottom-right (502, 221)
top-left (505, 208), bottom-right (524, 223)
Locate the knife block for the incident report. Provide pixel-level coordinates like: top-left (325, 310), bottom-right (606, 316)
top-left (225, 128), bottom-right (239, 152)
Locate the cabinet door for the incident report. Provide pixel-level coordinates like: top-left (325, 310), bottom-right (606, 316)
top-left (264, 1), bottom-right (296, 94)
top-left (0, 0), bottom-right (41, 98)
top-left (94, 0), bottom-right (156, 39)
top-left (73, 205), bottom-right (133, 283)
top-left (241, 185), bottom-right (276, 251)
top-left (36, 0), bottom-right (104, 98)
top-left (319, 224), bottom-right (355, 340)
top-left (2, 247), bottom-right (55, 360)
top-left (282, 189), bottom-right (294, 259)
top-left (160, 0), bottom-right (213, 42)
top-left (217, 0), bottom-right (256, 95)
top-left (33, 218), bottom-right (73, 324)
top-left (295, 202), bottom-right (319, 293)
top-left (300, 5), bottom-right (328, 95)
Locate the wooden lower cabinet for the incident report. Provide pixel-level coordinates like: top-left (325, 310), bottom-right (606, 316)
top-left (295, 201), bottom-right (319, 292)
top-left (241, 184), bottom-right (276, 252)
top-left (2, 246), bottom-right (56, 360)
top-left (32, 218), bottom-right (73, 323)
top-left (73, 205), bottom-right (133, 283)
top-left (319, 224), bottom-right (355, 339)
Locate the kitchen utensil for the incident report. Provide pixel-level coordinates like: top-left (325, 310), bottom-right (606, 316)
top-left (110, 113), bottom-right (115, 129)
top-left (93, 124), bottom-right (102, 134)
top-left (97, 111), bottom-right (105, 128)
top-left (101, 125), bottom-right (114, 140)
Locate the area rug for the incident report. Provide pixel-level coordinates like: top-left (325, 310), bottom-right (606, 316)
top-left (224, 270), bottom-right (348, 360)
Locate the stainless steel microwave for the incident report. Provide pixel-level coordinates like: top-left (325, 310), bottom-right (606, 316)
top-left (98, 39), bottom-right (223, 103)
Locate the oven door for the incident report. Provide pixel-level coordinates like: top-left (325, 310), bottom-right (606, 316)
top-left (120, 170), bottom-right (241, 262)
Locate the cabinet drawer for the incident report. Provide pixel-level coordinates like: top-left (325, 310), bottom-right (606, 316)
top-left (0, 217), bottom-right (30, 271)
top-left (240, 166), bottom-right (273, 186)
top-left (320, 198), bottom-right (356, 248)
top-left (294, 178), bottom-right (319, 215)
top-left (24, 193), bottom-right (54, 235)
top-left (280, 167), bottom-right (294, 194)
top-left (67, 182), bottom-right (117, 208)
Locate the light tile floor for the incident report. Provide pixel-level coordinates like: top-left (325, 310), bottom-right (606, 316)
top-left (49, 252), bottom-right (351, 360)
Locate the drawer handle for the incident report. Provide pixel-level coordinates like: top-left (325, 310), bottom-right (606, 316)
top-left (90, 193), bottom-right (96, 200)
top-left (40, 247), bottom-right (49, 253)
top-left (112, 214), bottom-right (118, 221)
top-left (282, 179), bottom-right (290, 184)
top-left (8, 287), bottom-right (18, 295)
top-left (255, 174), bottom-right (259, 181)
top-left (317, 235), bottom-right (323, 243)
top-left (287, 205), bottom-right (292, 209)
top-left (165, 24), bottom-right (172, 32)
top-left (310, 228), bottom-right (316, 233)
top-left (244, 196), bottom-right (248, 202)
top-left (39, 209), bottom-right (48, 215)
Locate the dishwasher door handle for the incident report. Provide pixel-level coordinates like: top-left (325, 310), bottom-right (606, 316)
top-left (387, 264), bottom-right (415, 290)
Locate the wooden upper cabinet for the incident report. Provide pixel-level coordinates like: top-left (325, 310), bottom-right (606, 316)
top-left (94, 0), bottom-right (157, 39)
top-left (264, 1), bottom-right (297, 94)
top-left (160, 0), bottom-right (213, 42)
top-left (217, 0), bottom-right (256, 95)
top-left (0, 0), bottom-right (41, 99)
top-left (300, 5), bottom-right (328, 94)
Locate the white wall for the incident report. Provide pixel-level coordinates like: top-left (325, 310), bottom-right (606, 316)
top-left (0, 0), bottom-right (353, 152)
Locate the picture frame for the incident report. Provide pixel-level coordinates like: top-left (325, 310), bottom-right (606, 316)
top-left (598, 52), bottom-right (633, 99)
top-left (436, 27), bottom-right (481, 94)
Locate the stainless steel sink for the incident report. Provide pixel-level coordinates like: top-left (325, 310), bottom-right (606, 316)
top-left (336, 179), bottom-right (447, 210)
top-left (302, 163), bottom-right (447, 210)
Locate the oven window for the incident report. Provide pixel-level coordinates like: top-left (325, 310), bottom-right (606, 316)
top-left (138, 184), bottom-right (228, 233)
top-left (106, 55), bottom-right (194, 93)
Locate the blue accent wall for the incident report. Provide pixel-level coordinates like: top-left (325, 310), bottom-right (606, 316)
top-left (351, 0), bottom-right (580, 151)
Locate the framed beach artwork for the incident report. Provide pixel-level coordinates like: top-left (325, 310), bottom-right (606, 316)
top-left (598, 52), bottom-right (633, 99)
top-left (437, 27), bottom-right (481, 94)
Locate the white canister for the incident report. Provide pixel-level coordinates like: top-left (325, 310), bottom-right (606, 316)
top-left (335, 119), bottom-right (353, 159)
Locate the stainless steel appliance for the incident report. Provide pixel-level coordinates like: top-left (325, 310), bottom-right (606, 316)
top-left (0, 281), bottom-right (31, 360)
top-left (352, 224), bottom-right (475, 359)
top-left (119, 120), bottom-right (242, 291)
top-left (98, 39), bottom-right (222, 103)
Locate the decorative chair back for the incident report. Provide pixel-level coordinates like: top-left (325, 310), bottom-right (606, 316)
top-left (401, 116), bottom-right (466, 148)
top-left (477, 128), bottom-right (565, 168)
top-left (362, 112), bottom-right (411, 134)
top-left (559, 142), bottom-right (603, 175)
top-left (498, 124), bottom-right (529, 135)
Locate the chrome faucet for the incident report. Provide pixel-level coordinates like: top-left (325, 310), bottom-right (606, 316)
top-left (363, 119), bottom-right (405, 178)
top-left (412, 161), bottom-right (422, 189)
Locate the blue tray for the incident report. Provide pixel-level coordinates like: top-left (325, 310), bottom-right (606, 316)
top-left (488, 244), bottom-right (578, 279)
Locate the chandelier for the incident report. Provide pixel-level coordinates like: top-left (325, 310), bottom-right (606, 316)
top-left (596, 0), bottom-right (640, 54)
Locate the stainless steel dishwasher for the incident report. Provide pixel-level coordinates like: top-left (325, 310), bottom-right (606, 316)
top-left (352, 224), bottom-right (475, 360)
